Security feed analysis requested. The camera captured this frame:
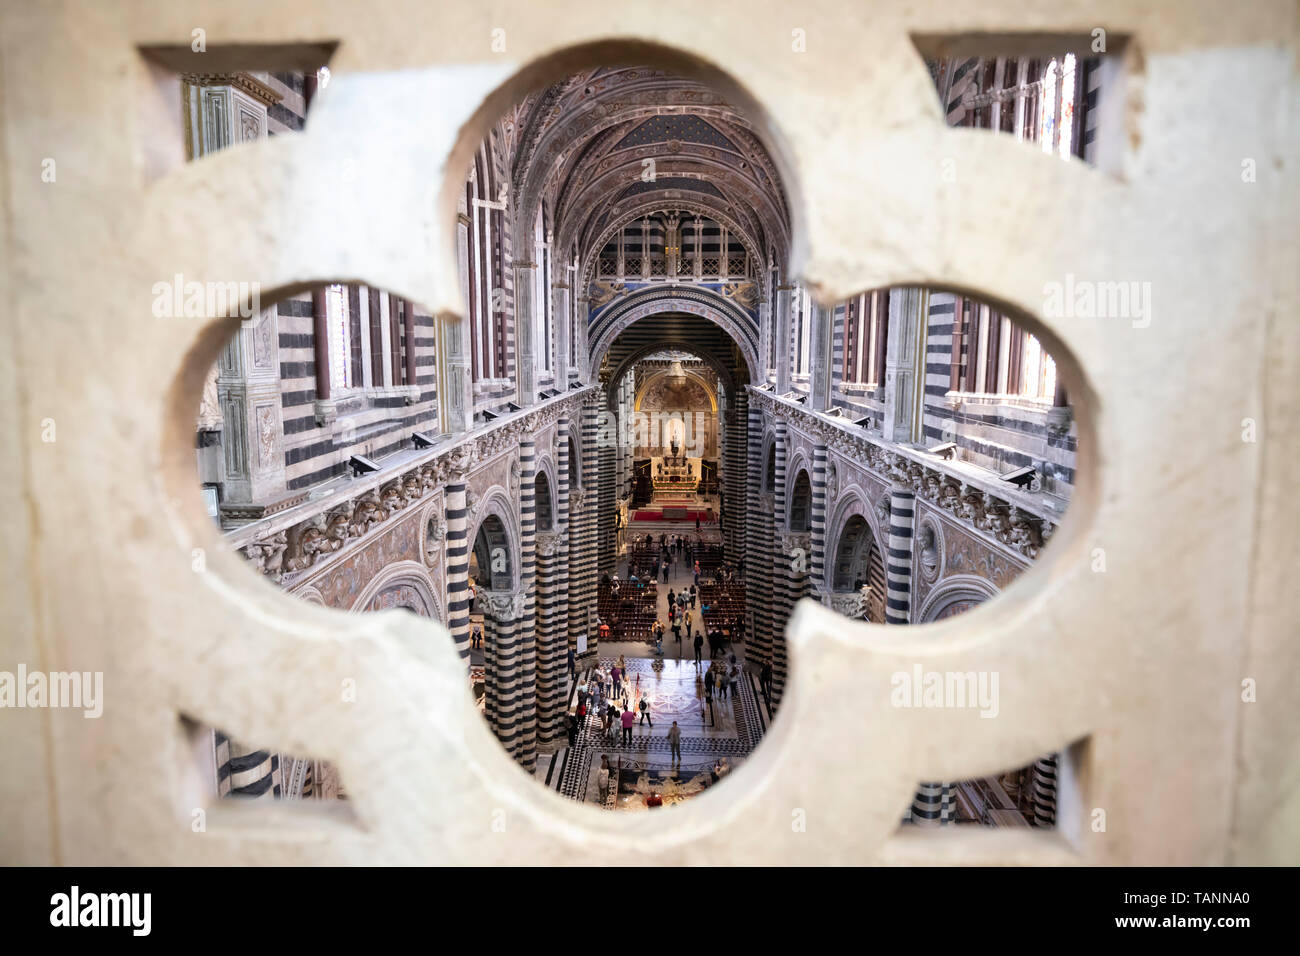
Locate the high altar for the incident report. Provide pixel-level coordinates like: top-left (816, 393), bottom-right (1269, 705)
top-left (652, 440), bottom-right (699, 502)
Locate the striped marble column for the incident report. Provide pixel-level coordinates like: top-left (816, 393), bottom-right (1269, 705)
top-left (555, 417), bottom-right (572, 663)
top-left (480, 590), bottom-right (528, 767)
top-left (1031, 754), bottom-right (1058, 827)
top-left (885, 485), bottom-right (915, 625)
top-left (727, 388), bottom-right (748, 563)
top-left (516, 439), bottom-right (538, 769)
top-left (444, 471), bottom-right (472, 660)
top-left (745, 401), bottom-right (771, 663)
top-left (568, 394), bottom-right (600, 664)
top-left (597, 395), bottom-right (616, 578)
top-left (534, 529), bottom-right (568, 746)
top-left (810, 444), bottom-right (829, 600)
top-left (911, 781), bottom-right (943, 827)
top-left (582, 393), bottom-right (601, 661)
top-left (215, 732), bottom-right (282, 799)
top-left (769, 421), bottom-right (791, 707)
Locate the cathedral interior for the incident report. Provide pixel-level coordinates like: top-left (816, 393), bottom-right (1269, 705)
top-left (192, 57), bottom-right (1083, 823)
top-left (2, 0), bottom-right (1296, 874)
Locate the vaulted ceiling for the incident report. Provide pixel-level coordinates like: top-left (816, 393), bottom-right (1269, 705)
top-left (504, 67), bottom-right (792, 283)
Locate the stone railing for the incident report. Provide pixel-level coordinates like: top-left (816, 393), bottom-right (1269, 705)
top-left (748, 387), bottom-right (1060, 562)
top-left (227, 386), bottom-right (596, 584)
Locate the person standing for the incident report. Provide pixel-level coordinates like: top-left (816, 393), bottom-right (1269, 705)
top-left (610, 662), bottom-right (622, 698)
top-left (760, 660), bottom-right (773, 700)
top-left (597, 756), bottom-right (610, 805)
top-left (667, 721), bottom-right (682, 766)
top-left (577, 679), bottom-right (589, 713)
top-left (693, 559), bottom-right (701, 585)
top-left (693, 631), bottom-right (704, 667)
top-left (704, 676), bottom-right (714, 726)
top-left (567, 646), bottom-right (575, 679)
top-left (671, 617), bottom-right (681, 645)
top-left (621, 706), bottom-right (635, 745)
top-left (639, 694), bottom-right (653, 728)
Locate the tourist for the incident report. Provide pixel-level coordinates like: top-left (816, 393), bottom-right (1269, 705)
top-left (621, 706), bottom-right (635, 745)
top-left (605, 702), bottom-right (618, 742)
top-left (610, 662), bottom-right (622, 698)
top-left (667, 587), bottom-right (675, 608)
top-left (577, 678), bottom-right (589, 712)
top-left (704, 675), bottom-right (714, 726)
top-left (564, 712), bottom-right (577, 748)
top-left (639, 694), bottom-right (653, 728)
top-left (597, 756), bottom-right (610, 804)
top-left (667, 721), bottom-right (682, 766)
top-left (693, 631), bottom-right (704, 666)
top-left (690, 584), bottom-right (697, 609)
top-left (685, 614), bottom-right (693, 642)
top-left (661, 561), bottom-right (669, 583)
top-left (693, 559), bottom-right (701, 585)
top-left (728, 661), bottom-right (740, 699)
top-left (715, 665), bottom-right (727, 701)
top-left (671, 617), bottom-right (681, 645)
top-left (760, 661), bottom-right (773, 699)
top-left (566, 647), bottom-right (575, 679)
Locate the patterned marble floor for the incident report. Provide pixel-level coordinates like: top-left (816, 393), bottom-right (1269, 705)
top-left (533, 654), bottom-right (772, 811)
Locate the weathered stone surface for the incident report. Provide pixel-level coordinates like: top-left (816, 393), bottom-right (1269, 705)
top-left (0, 0), bottom-right (1296, 865)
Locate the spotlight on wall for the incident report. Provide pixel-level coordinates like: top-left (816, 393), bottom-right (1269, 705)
top-left (349, 454), bottom-right (380, 478)
top-left (929, 441), bottom-right (958, 461)
top-left (1000, 465), bottom-right (1041, 492)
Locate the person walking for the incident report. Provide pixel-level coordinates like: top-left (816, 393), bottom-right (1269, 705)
top-left (577, 679), bottom-right (589, 713)
top-left (610, 662), bottom-right (622, 699)
top-left (565, 712), bottom-right (577, 748)
top-left (685, 613), bottom-right (693, 643)
top-left (703, 676), bottom-right (714, 726)
top-left (620, 706), bottom-right (635, 746)
top-left (667, 721), bottom-right (682, 766)
top-left (639, 694), bottom-right (653, 728)
top-left (566, 647), bottom-right (575, 679)
top-left (760, 660), bottom-right (773, 700)
top-left (693, 631), bottom-right (704, 667)
top-left (715, 665), bottom-right (727, 702)
top-left (661, 561), bottom-right (669, 584)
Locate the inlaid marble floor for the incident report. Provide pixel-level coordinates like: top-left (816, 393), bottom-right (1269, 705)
top-left (533, 654), bottom-right (771, 811)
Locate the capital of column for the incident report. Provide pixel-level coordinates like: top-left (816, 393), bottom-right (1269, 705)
top-left (480, 589), bottom-right (525, 622)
